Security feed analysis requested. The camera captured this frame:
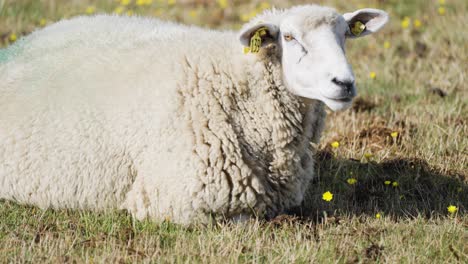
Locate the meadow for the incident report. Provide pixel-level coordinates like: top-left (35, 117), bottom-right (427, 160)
top-left (0, 0), bottom-right (467, 262)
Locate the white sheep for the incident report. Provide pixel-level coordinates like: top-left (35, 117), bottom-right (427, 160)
top-left (0, 5), bottom-right (388, 224)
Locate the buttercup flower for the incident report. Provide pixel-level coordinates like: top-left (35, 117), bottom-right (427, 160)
top-left (9, 33), bottom-right (17, 42)
top-left (189, 10), bottom-right (197, 18)
top-left (331, 141), bottom-right (340, 148)
top-left (114, 6), bottom-right (124, 14)
top-left (384, 180), bottom-right (391, 185)
top-left (438, 7), bottom-right (446, 15)
top-left (369, 72), bottom-right (376, 79)
top-left (401, 17), bottom-right (411, 29)
top-left (384, 41), bottom-right (391, 49)
top-left (347, 178), bottom-right (357, 185)
top-left (217, 0), bottom-right (228, 9)
top-left (259, 2), bottom-right (271, 10)
top-left (322, 191), bottom-right (333, 202)
top-left (447, 205), bottom-right (458, 214)
top-left (85, 6), bottom-right (96, 14)
top-left (391, 131), bottom-right (398, 138)
top-left (120, 0), bottom-right (131, 6)
top-left (39, 18), bottom-right (47, 27)
top-left (376, 213), bottom-right (381, 219)
top-left (414, 19), bottom-right (422, 28)
top-left (392, 181), bottom-right (399, 187)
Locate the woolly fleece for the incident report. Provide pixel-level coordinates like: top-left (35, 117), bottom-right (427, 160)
top-left (0, 10), bottom-right (327, 224)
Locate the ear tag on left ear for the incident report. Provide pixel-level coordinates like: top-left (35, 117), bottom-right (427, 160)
top-left (249, 27), bottom-right (268, 53)
top-left (351, 21), bottom-right (366, 36)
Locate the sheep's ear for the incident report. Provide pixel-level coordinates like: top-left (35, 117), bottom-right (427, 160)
top-left (239, 23), bottom-right (279, 53)
top-left (343, 8), bottom-right (389, 38)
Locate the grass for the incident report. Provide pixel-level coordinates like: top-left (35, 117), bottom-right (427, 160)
top-left (1, 0), bottom-right (467, 262)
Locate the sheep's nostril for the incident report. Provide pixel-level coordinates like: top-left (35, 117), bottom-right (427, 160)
top-left (331, 78), bottom-right (354, 94)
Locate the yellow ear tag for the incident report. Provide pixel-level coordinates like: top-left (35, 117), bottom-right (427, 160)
top-left (351, 21), bottom-right (366, 36)
top-left (249, 27), bottom-right (268, 53)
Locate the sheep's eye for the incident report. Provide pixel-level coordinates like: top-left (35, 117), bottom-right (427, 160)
top-left (283, 34), bottom-right (294, 42)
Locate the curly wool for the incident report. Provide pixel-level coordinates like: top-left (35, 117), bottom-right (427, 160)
top-left (0, 15), bottom-right (325, 224)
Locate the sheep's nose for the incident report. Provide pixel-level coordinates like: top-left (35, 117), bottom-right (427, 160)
top-left (332, 77), bottom-right (355, 95)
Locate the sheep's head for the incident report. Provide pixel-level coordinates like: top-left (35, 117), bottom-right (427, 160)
top-left (239, 5), bottom-right (388, 111)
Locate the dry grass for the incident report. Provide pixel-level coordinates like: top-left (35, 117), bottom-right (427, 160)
top-left (0, 0), bottom-right (467, 262)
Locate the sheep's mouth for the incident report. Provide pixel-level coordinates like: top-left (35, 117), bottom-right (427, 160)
top-left (324, 96), bottom-right (354, 103)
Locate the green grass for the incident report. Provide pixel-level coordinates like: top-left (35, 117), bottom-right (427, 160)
top-left (1, 0), bottom-right (467, 262)
top-left (1, 200), bottom-right (466, 262)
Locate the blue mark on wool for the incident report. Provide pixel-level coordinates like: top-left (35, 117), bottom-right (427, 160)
top-left (0, 41), bottom-right (24, 63)
top-left (0, 48), bottom-right (9, 63)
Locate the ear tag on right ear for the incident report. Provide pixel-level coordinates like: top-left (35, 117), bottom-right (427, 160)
top-left (249, 27), bottom-right (268, 53)
top-left (351, 21), bottom-right (366, 36)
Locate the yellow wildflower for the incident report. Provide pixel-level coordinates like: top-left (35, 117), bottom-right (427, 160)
top-left (114, 6), bottom-right (125, 14)
top-left (369, 71), bottom-right (376, 79)
top-left (240, 14), bottom-right (250, 22)
top-left (375, 213), bottom-right (381, 219)
top-left (383, 41), bottom-right (391, 49)
top-left (189, 10), bottom-right (197, 18)
top-left (384, 180), bottom-right (391, 185)
top-left (120, 0), bottom-right (131, 5)
top-left (438, 0), bottom-right (445, 4)
top-left (391, 131), bottom-right (398, 138)
top-left (401, 17), bottom-right (411, 29)
top-left (217, 0), bottom-right (228, 9)
top-left (249, 10), bottom-right (258, 19)
top-left (9, 33), bottom-right (17, 42)
top-left (85, 6), bottom-right (96, 15)
top-left (154, 8), bottom-right (163, 16)
top-left (447, 205), bottom-right (458, 214)
top-left (414, 19), bottom-right (422, 28)
top-left (347, 178), bottom-right (357, 185)
top-left (364, 152), bottom-right (373, 159)
top-left (438, 7), bottom-right (446, 15)
top-left (259, 2), bottom-right (271, 10)
top-left (392, 181), bottom-right (399, 187)
top-left (137, 0), bottom-right (152, 5)
top-left (322, 191), bottom-right (333, 202)
top-left (331, 141), bottom-right (340, 148)
top-left (39, 18), bottom-right (47, 27)
top-left (168, 0), bottom-right (176, 6)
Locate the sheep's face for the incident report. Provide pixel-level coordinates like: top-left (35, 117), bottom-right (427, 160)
top-left (240, 6), bottom-right (389, 111)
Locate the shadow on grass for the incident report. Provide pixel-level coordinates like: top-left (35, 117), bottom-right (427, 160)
top-left (0, 149), bottom-right (465, 230)
top-left (288, 150), bottom-right (467, 221)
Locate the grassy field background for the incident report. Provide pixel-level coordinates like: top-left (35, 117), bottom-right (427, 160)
top-left (0, 0), bottom-right (467, 262)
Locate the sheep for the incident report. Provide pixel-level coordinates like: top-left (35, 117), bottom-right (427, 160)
top-left (0, 5), bottom-right (388, 224)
